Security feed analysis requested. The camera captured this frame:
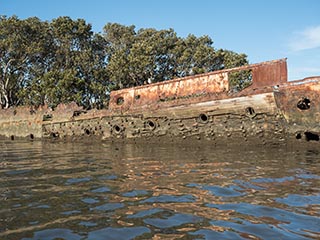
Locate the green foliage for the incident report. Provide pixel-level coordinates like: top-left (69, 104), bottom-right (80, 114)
top-left (104, 24), bottom-right (248, 90)
top-left (0, 17), bottom-right (248, 109)
top-left (215, 49), bottom-right (251, 91)
top-left (228, 69), bottom-right (252, 92)
top-left (0, 16), bottom-right (47, 108)
top-left (0, 16), bottom-right (110, 109)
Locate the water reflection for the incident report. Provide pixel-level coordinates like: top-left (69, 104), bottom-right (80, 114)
top-left (0, 140), bottom-right (319, 239)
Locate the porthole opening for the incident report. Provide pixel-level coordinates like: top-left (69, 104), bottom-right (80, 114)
top-left (245, 107), bottom-right (256, 117)
top-left (113, 125), bottom-right (122, 134)
top-left (50, 132), bottom-right (59, 138)
top-left (296, 133), bottom-right (302, 140)
top-left (135, 94), bottom-right (141, 100)
top-left (305, 131), bottom-right (319, 141)
top-left (199, 113), bottom-right (209, 123)
top-left (84, 129), bottom-right (91, 135)
top-left (116, 97), bottom-right (124, 105)
top-left (30, 134), bottom-right (34, 140)
top-left (246, 107), bottom-right (255, 115)
top-left (297, 98), bottom-right (310, 110)
top-left (10, 135), bottom-right (15, 141)
top-left (146, 120), bottom-right (156, 130)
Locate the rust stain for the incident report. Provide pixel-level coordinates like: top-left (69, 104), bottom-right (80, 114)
top-left (0, 58), bottom-right (320, 145)
top-left (109, 59), bottom-right (288, 113)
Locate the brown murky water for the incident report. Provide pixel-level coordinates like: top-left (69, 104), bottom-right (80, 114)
top-left (0, 140), bottom-right (319, 239)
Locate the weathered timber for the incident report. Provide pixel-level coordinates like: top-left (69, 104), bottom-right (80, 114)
top-left (0, 58), bottom-right (319, 145)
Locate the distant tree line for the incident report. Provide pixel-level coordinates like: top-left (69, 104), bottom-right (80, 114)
top-left (0, 16), bottom-right (248, 109)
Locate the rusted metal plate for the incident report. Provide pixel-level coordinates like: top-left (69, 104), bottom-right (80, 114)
top-left (109, 59), bottom-right (288, 113)
top-left (251, 59), bottom-right (287, 89)
top-left (109, 72), bottom-right (229, 112)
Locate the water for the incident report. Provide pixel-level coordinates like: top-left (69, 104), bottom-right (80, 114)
top-left (0, 140), bottom-right (319, 239)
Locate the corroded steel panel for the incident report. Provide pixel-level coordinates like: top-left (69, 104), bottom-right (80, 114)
top-left (251, 59), bottom-right (287, 88)
top-left (176, 72), bottom-right (228, 97)
top-left (109, 59), bottom-right (287, 112)
top-left (109, 72), bottom-right (229, 111)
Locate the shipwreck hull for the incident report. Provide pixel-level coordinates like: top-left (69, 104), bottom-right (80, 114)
top-left (0, 59), bottom-right (319, 146)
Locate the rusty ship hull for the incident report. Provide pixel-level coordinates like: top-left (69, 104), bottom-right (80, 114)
top-left (0, 59), bottom-right (319, 145)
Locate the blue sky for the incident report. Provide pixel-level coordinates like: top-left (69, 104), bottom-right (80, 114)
top-left (2, 0), bottom-right (320, 80)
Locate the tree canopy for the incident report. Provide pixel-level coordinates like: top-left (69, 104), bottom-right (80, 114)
top-left (0, 16), bottom-right (248, 109)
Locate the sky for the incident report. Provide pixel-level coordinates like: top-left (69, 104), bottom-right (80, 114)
top-left (1, 0), bottom-right (320, 80)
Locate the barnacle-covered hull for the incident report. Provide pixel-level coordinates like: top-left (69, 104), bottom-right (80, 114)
top-left (0, 59), bottom-right (319, 146)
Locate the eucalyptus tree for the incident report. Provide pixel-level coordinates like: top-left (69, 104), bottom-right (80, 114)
top-left (40, 17), bottom-right (108, 108)
top-left (0, 16), bottom-right (50, 108)
top-left (103, 23), bottom-right (136, 89)
top-left (20, 16), bottom-right (109, 108)
top-left (126, 28), bottom-right (179, 85)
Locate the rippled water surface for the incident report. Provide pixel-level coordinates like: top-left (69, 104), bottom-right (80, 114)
top-left (1, 140), bottom-right (319, 239)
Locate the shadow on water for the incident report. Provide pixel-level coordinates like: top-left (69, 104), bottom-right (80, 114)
top-left (0, 140), bottom-right (319, 239)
